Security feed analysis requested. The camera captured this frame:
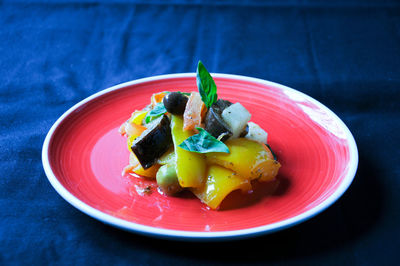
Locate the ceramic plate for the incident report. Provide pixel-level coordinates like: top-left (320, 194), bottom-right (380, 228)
top-left (42, 73), bottom-right (358, 240)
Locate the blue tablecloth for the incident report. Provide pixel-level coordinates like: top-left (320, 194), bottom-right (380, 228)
top-left (1, 1), bottom-right (399, 264)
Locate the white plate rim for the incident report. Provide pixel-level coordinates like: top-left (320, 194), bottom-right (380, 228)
top-left (42, 73), bottom-right (358, 241)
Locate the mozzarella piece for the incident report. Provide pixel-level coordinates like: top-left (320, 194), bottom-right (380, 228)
top-left (221, 103), bottom-right (251, 138)
top-left (245, 122), bottom-right (268, 143)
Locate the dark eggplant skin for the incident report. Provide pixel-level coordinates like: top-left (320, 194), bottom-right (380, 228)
top-left (239, 124), bottom-right (249, 138)
top-left (131, 115), bottom-right (172, 169)
top-left (213, 99), bottom-right (232, 111)
top-left (204, 99), bottom-right (233, 142)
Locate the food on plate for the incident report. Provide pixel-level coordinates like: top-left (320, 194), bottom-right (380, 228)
top-left (119, 61), bottom-right (281, 209)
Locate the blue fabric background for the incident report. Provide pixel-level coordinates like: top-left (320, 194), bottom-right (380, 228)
top-left (1, 0), bottom-right (399, 265)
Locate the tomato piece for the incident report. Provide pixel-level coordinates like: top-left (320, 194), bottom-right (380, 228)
top-left (151, 92), bottom-right (167, 107)
top-left (183, 92), bottom-right (204, 131)
top-left (125, 123), bottom-right (146, 137)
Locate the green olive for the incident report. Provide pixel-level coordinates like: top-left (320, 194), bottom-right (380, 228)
top-left (156, 163), bottom-right (182, 195)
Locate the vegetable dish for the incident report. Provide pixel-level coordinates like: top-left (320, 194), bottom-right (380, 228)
top-left (119, 61), bottom-right (281, 209)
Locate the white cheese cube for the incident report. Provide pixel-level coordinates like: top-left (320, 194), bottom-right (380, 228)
top-left (245, 122), bottom-right (268, 143)
top-left (221, 103), bottom-right (251, 138)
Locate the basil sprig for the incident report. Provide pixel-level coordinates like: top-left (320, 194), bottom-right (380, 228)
top-left (196, 61), bottom-right (218, 108)
top-left (178, 128), bottom-right (230, 153)
top-left (145, 102), bottom-right (167, 123)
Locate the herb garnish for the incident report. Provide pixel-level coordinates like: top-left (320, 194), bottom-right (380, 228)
top-left (145, 102), bottom-right (167, 123)
top-left (196, 61), bottom-right (218, 108)
top-left (178, 127), bottom-right (230, 153)
top-left (178, 92), bottom-right (191, 97)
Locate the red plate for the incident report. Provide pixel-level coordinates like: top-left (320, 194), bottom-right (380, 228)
top-left (42, 74), bottom-right (358, 240)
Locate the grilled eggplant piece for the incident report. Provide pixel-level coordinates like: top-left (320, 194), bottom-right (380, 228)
top-left (131, 115), bottom-right (172, 169)
top-left (239, 124), bottom-right (249, 138)
top-left (204, 99), bottom-right (233, 142)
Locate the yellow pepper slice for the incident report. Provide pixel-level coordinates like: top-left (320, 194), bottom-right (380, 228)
top-left (206, 138), bottom-right (280, 182)
top-left (128, 110), bottom-right (148, 125)
top-left (133, 164), bottom-right (160, 179)
top-left (171, 115), bottom-right (206, 188)
top-left (157, 148), bottom-right (175, 165)
top-left (127, 134), bottom-right (139, 152)
top-left (191, 165), bottom-right (251, 209)
top-left (129, 152), bottom-right (160, 179)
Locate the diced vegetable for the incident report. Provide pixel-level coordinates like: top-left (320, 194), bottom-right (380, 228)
top-left (191, 165), bottom-right (252, 209)
top-left (131, 115), bottom-right (172, 169)
top-left (245, 122), bottom-right (268, 143)
top-left (206, 138), bottom-right (280, 181)
top-left (171, 115), bottom-right (206, 187)
top-left (239, 124), bottom-right (249, 137)
top-left (221, 103), bottom-right (251, 138)
top-left (129, 153), bottom-right (160, 179)
top-left (132, 164), bottom-right (161, 179)
top-left (204, 99), bottom-right (233, 141)
top-left (183, 92), bottom-right (204, 131)
top-left (156, 163), bottom-right (182, 195)
top-left (125, 122), bottom-right (146, 137)
top-left (128, 110), bottom-right (148, 125)
top-left (157, 148), bottom-right (175, 165)
top-left (127, 134), bottom-right (139, 152)
top-left (151, 92), bottom-right (167, 107)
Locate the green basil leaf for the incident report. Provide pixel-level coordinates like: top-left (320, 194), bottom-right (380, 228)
top-left (196, 61), bottom-right (218, 108)
top-left (178, 127), bottom-right (229, 153)
top-left (178, 91), bottom-right (191, 96)
top-left (145, 102), bottom-right (167, 123)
